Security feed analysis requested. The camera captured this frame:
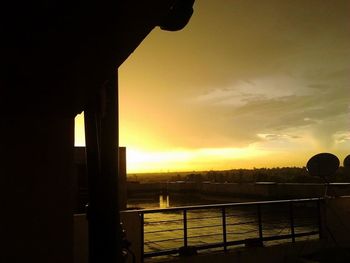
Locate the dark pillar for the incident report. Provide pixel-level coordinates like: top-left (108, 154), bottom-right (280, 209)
top-left (0, 117), bottom-right (74, 263)
top-left (85, 73), bottom-right (122, 262)
top-left (119, 147), bottom-right (127, 210)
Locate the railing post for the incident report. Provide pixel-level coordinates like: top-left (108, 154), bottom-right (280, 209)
top-left (222, 207), bottom-right (227, 252)
top-left (183, 209), bottom-right (188, 248)
top-left (289, 202), bottom-right (295, 243)
top-left (317, 199), bottom-right (323, 239)
top-left (140, 213), bottom-right (144, 263)
top-left (257, 204), bottom-right (263, 241)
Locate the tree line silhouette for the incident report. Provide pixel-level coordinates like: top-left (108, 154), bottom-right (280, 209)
top-left (169, 167), bottom-right (350, 184)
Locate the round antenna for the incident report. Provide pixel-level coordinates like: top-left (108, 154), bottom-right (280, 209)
top-left (306, 153), bottom-right (339, 177)
top-left (344, 155), bottom-right (350, 168)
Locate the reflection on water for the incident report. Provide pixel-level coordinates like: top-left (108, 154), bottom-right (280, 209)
top-left (159, 195), bottom-right (170, 208)
top-left (127, 193), bottom-right (240, 210)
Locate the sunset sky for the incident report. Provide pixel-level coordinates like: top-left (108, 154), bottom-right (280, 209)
top-left (75, 0), bottom-right (350, 173)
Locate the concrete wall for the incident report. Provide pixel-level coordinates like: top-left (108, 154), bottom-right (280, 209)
top-left (1, 118), bottom-right (74, 263)
top-left (164, 240), bottom-right (326, 263)
top-left (74, 214), bottom-right (88, 263)
top-left (323, 197), bottom-right (350, 246)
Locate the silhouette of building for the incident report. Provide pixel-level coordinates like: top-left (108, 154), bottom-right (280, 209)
top-left (0, 1), bottom-right (195, 262)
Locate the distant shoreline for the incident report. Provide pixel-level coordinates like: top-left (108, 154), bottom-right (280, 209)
top-left (127, 166), bottom-right (350, 185)
top-left (127, 181), bottom-right (350, 200)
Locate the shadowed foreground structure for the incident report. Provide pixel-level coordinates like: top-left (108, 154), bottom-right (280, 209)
top-left (0, 1), bottom-right (194, 262)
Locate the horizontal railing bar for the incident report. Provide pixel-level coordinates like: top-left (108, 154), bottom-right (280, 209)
top-left (187, 215), bottom-right (222, 220)
top-left (146, 225), bottom-right (271, 236)
top-left (187, 224), bottom-right (223, 230)
top-left (196, 238), bottom-right (266, 250)
top-left (227, 231), bottom-right (258, 235)
top-left (145, 241), bottom-right (230, 257)
top-left (262, 225), bottom-right (290, 229)
top-left (226, 220), bottom-right (257, 226)
top-left (195, 241), bottom-right (228, 250)
top-left (145, 219), bottom-right (183, 224)
top-left (262, 231), bottom-right (319, 241)
top-left (145, 237), bottom-right (184, 243)
top-left (145, 221), bottom-right (258, 229)
top-left (195, 239), bottom-right (253, 250)
top-left (126, 198), bottom-right (322, 214)
top-left (226, 232), bottom-right (257, 236)
top-left (225, 232), bottom-right (319, 247)
top-left (188, 233), bottom-right (223, 239)
top-left (262, 225), bottom-right (291, 230)
top-left (145, 228), bottom-right (183, 234)
top-left (226, 214), bottom-right (256, 219)
top-left (144, 248), bottom-right (179, 258)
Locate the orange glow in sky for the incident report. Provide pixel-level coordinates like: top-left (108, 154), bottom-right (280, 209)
top-left (75, 1), bottom-right (350, 173)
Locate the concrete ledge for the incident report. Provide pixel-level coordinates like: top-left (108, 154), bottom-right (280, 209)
top-left (161, 240), bottom-right (327, 263)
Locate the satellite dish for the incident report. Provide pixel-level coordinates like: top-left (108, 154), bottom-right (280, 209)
top-left (306, 153), bottom-right (339, 178)
top-left (344, 155), bottom-right (350, 168)
top-left (159, 0), bottom-right (195, 31)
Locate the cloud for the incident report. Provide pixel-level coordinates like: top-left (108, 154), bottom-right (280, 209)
top-left (191, 75), bottom-right (312, 107)
top-left (119, 0), bottom-right (350, 164)
top-left (333, 131), bottom-right (350, 144)
top-left (181, 76), bottom-right (348, 149)
top-left (257, 133), bottom-right (301, 141)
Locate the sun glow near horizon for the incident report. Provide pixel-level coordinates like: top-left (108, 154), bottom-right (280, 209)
top-left (74, 110), bottom-right (349, 173)
top-left (74, 113), bottom-right (310, 173)
top-left (125, 146), bottom-right (270, 173)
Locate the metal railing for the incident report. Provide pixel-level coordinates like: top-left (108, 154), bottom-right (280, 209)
top-left (136, 198), bottom-right (322, 261)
